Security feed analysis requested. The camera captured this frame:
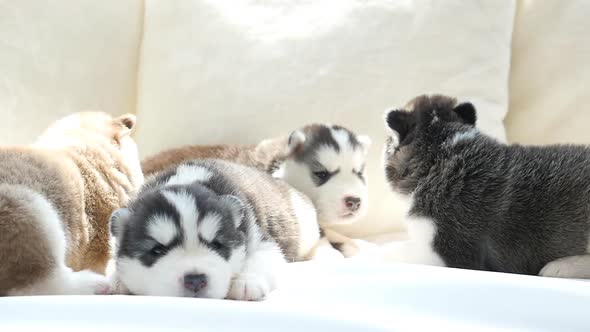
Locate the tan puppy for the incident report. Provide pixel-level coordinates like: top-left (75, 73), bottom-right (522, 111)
top-left (141, 136), bottom-right (289, 176)
top-left (0, 112), bottom-right (143, 295)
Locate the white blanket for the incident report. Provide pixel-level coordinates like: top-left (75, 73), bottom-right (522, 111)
top-left (1, 261), bottom-right (588, 331)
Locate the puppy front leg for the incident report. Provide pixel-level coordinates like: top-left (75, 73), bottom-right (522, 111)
top-left (540, 254), bottom-right (590, 279)
top-left (380, 217), bottom-right (446, 266)
top-left (305, 236), bottom-right (345, 260)
top-left (323, 228), bottom-right (377, 258)
top-left (227, 241), bottom-right (286, 301)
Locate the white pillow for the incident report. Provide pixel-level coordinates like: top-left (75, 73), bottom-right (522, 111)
top-left (506, 0), bottom-right (590, 145)
top-left (135, 0), bottom-right (516, 237)
top-left (0, 0), bottom-right (142, 144)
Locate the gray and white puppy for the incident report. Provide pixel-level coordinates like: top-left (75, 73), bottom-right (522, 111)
top-left (109, 159), bottom-right (320, 300)
top-left (382, 94), bottom-right (590, 278)
top-left (272, 124), bottom-right (371, 257)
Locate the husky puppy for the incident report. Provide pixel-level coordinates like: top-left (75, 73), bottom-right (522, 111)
top-left (382, 94), bottom-right (590, 278)
top-left (140, 124), bottom-right (372, 257)
top-left (109, 159), bottom-right (320, 300)
top-left (0, 112), bottom-right (143, 295)
top-left (277, 124), bottom-right (371, 257)
top-left (279, 124), bottom-right (371, 225)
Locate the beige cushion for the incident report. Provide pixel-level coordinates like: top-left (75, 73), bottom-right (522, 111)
top-left (0, 0), bottom-right (142, 144)
top-left (506, 0), bottom-right (590, 145)
top-left (134, 0), bottom-right (516, 237)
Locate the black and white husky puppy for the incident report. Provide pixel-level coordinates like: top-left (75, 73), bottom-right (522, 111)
top-left (273, 124), bottom-right (372, 257)
top-left (109, 159), bottom-right (320, 300)
top-left (382, 94), bottom-right (590, 278)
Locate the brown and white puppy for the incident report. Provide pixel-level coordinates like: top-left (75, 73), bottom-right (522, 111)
top-left (141, 136), bottom-right (289, 177)
top-left (0, 112), bottom-right (143, 296)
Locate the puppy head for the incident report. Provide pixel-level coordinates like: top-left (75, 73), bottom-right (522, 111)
top-left (383, 94), bottom-right (478, 193)
top-left (37, 111), bottom-right (143, 185)
top-left (110, 184), bottom-right (247, 298)
top-left (277, 124), bottom-right (371, 226)
top-left (39, 111), bottom-right (136, 145)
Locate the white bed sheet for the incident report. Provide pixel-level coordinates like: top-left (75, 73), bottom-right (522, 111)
top-left (0, 260), bottom-right (588, 331)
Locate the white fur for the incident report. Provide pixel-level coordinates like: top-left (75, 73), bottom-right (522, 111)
top-left (117, 190), bottom-right (246, 298)
top-left (356, 135), bottom-right (372, 150)
top-left (330, 127), bottom-right (351, 149)
top-left (224, 214), bottom-right (286, 301)
top-left (3, 185), bottom-right (109, 295)
top-left (289, 189), bottom-right (321, 260)
top-left (288, 130), bottom-right (306, 149)
top-left (306, 237), bottom-right (345, 261)
top-left (115, 187), bottom-right (282, 300)
top-left (148, 215), bottom-right (179, 246)
top-left (381, 214), bottom-right (445, 266)
top-left (117, 244), bottom-right (245, 298)
top-left (199, 213), bottom-right (222, 242)
top-left (227, 240), bottom-right (286, 301)
top-left (280, 141), bottom-right (368, 226)
top-left (165, 164), bottom-right (212, 186)
top-left (539, 255), bottom-right (590, 279)
top-left (162, 190), bottom-right (199, 249)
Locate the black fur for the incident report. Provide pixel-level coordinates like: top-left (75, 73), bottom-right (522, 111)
top-left (384, 94), bottom-right (590, 275)
top-left (115, 183), bottom-right (245, 265)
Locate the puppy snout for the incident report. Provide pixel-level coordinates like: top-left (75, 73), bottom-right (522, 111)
top-left (184, 273), bottom-right (208, 292)
top-left (344, 196), bottom-right (361, 212)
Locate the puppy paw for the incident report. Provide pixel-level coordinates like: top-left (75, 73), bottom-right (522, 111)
top-left (71, 270), bottom-right (111, 295)
top-left (338, 239), bottom-right (380, 259)
top-left (227, 273), bottom-right (271, 301)
top-left (539, 256), bottom-right (590, 279)
top-left (333, 240), bottom-right (360, 257)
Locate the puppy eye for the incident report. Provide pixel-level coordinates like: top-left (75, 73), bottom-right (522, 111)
top-left (210, 240), bottom-right (225, 251)
top-left (313, 171), bottom-right (330, 180)
top-left (149, 244), bottom-right (166, 256)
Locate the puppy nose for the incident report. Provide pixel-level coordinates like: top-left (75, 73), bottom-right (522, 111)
top-left (184, 273), bottom-right (207, 292)
top-left (344, 196), bottom-right (361, 212)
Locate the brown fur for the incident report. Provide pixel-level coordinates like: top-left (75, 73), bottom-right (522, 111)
top-left (141, 136), bottom-right (289, 177)
top-left (0, 112), bottom-right (143, 294)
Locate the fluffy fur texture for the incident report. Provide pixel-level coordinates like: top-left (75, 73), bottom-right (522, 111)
top-left (141, 136), bottom-right (289, 176)
top-left (110, 159), bottom-right (319, 300)
top-left (277, 124), bottom-right (371, 258)
top-left (0, 112), bottom-right (144, 295)
top-left (139, 124), bottom-right (372, 258)
top-left (382, 94), bottom-right (590, 278)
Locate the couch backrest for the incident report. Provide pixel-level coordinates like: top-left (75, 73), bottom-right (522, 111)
top-left (0, 0), bottom-right (143, 144)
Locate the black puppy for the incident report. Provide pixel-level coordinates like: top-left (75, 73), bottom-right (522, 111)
top-left (382, 94), bottom-right (590, 278)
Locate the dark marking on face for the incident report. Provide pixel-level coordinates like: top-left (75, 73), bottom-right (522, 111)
top-left (116, 182), bottom-right (246, 266)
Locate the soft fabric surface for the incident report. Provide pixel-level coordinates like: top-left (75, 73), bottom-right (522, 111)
top-left (1, 260), bottom-right (588, 331)
top-left (0, 0), bottom-right (142, 144)
top-left (133, 0), bottom-right (516, 238)
top-left (506, 0), bottom-right (590, 145)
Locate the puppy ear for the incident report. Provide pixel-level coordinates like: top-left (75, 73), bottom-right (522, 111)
top-left (113, 114), bottom-right (136, 138)
top-left (453, 102), bottom-right (477, 125)
top-left (110, 207), bottom-right (131, 237)
top-left (286, 130), bottom-right (306, 155)
top-left (356, 135), bottom-right (372, 152)
top-left (385, 110), bottom-right (413, 143)
top-left (220, 195), bottom-right (245, 227)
